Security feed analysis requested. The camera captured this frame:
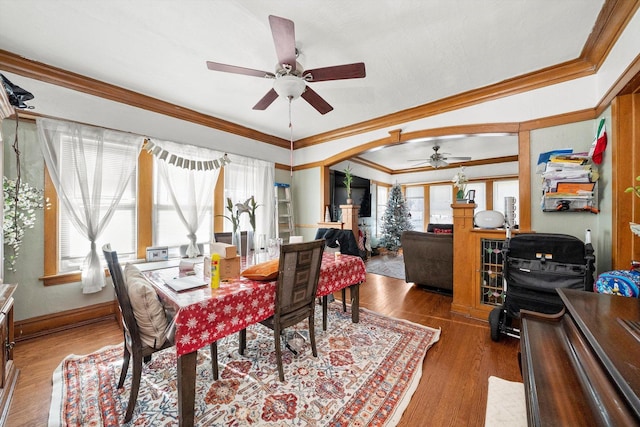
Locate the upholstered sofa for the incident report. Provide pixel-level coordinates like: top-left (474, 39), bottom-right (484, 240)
top-left (401, 225), bottom-right (453, 294)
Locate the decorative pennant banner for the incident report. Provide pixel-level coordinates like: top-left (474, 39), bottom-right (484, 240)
top-left (145, 139), bottom-right (230, 170)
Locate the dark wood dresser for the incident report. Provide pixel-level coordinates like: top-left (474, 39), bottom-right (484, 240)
top-left (0, 285), bottom-right (17, 426)
top-left (520, 288), bottom-right (640, 426)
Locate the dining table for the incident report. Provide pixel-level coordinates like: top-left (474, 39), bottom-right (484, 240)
top-left (142, 252), bottom-right (366, 427)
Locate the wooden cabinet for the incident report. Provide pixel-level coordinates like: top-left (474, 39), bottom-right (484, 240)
top-left (0, 285), bottom-right (17, 426)
top-left (451, 203), bottom-right (529, 320)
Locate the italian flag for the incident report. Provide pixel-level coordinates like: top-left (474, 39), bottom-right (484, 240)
top-left (589, 118), bottom-right (607, 164)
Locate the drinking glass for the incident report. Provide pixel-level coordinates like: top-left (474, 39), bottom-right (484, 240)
top-left (268, 238), bottom-right (278, 259)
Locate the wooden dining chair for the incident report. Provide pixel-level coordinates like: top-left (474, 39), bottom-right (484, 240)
top-left (240, 239), bottom-right (325, 381)
top-left (102, 245), bottom-right (219, 422)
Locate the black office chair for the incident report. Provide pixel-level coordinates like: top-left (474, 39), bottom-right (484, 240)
top-left (102, 244), bottom-right (219, 422)
top-left (240, 239), bottom-right (325, 381)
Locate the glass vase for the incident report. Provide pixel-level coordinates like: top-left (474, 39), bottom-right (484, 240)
top-left (232, 229), bottom-right (242, 261)
top-left (245, 229), bottom-right (254, 266)
top-left (256, 233), bottom-right (267, 263)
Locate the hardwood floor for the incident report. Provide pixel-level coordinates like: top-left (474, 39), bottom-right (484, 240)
top-left (6, 273), bottom-right (521, 427)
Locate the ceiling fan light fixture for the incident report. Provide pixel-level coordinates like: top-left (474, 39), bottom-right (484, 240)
top-left (273, 75), bottom-right (306, 99)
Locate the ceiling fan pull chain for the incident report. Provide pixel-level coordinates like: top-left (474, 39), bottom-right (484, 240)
top-left (289, 97), bottom-right (293, 176)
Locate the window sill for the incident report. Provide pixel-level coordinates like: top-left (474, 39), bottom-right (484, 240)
top-left (40, 269), bottom-right (109, 286)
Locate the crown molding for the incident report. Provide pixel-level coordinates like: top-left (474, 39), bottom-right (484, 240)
top-left (0, 49), bottom-right (290, 149)
top-left (295, 0), bottom-right (638, 148)
top-left (0, 0), bottom-right (636, 152)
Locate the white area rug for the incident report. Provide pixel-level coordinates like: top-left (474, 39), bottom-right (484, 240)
top-left (484, 376), bottom-right (527, 427)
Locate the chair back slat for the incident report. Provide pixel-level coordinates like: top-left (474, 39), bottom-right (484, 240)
top-left (102, 245), bottom-right (143, 349)
top-left (275, 240), bottom-right (324, 317)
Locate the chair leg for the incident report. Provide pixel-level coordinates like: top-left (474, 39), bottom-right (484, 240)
top-left (210, 342), bottom-right (218, 380)
top-left (308, 315), bottom-right (318, 357)
top-left (239, 329), bottom-right (247, 355)
top-left (124, 356), bottom-right (143, 423)
top-left (274, 326), bottom-right (284, 381)
top-left (118, 345), bottom-right (131, 389)
top-left (341, 288), bottom-right (347, 312)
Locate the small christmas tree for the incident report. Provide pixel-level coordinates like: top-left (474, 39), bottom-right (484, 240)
top-left (379, 184), bottom-right (412, 252)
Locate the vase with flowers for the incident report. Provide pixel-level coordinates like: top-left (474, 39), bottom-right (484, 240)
top-left (241, 196), bottom-right (261, 263)
top-left (219, 197), bottom-right (244, 256)
top-left (452, 167), bottom-right (468, 202)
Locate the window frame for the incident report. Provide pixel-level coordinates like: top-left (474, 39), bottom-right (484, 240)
top-left (42, 148), bottom-right (228, 286)
top-left (42, 150), bottom-right (154, 285)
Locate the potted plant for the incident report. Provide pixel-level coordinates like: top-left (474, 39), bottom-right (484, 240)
top-left (344, 164), bottom-right (354, 204)
top-left (218, 197), bottom-right (245, 255)
top-left (625, 176), bottom-right (640, 236)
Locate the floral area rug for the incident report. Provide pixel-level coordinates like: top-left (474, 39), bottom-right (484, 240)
top-left (366, 254), bottom-right (406, 281)
top-left (49, 302), bottom-right (440, 426)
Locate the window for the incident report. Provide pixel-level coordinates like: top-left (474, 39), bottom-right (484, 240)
top-left (429, 184), bottom-right (453, 224)
top-left (405, 186), bottom-right (424, 231)
top-left (466, 182), bottom-right (486, 213)
top-left (375, 185), bottom-right (389, 237)
top-left (153, 159), bottom-right (213, 257)
top-left (58, 139), bottom-right (138, 272)
top-left (222, 156), bottom-right (275, 238)
top-left (493, 180), bottom-right (519, 226)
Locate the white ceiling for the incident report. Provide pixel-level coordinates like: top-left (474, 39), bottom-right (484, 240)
top-left (0, 0), bottom-right (605, 170)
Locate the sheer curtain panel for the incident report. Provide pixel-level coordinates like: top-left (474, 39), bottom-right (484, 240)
top-left (37, 118), bottom-right (143, 293)
top-left (224, 155), bottom-right (275, 239)
top-left (154, 139), bottom-right (222, 257)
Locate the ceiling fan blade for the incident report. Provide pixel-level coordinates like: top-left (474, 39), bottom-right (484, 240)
top-left (269, 15), bottom-right (297, 71)
top-left (301, 86), bottom-right (333, 114)
top-left (411, 161), bottom-right (431, 167)
top-left (252, 89), bottom-right (279, 110)
top-left (304, 62), bottom-right (366, 82)
top-left (206, 61), bottom-right (274, 78)
top-left (444, 156), bottom-right (472, 161)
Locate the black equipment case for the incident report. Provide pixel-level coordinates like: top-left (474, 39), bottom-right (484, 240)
top-left (489, 233), bottom-right (595, 341)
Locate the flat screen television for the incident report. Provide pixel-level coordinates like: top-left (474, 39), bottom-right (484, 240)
top-left (331, 170), bottom-right (371, 219)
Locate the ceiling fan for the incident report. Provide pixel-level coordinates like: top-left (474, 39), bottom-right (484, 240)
top-left (205, 15), bottom-right (366, 115)
top-left (411, 145), bottom-right (472, 168)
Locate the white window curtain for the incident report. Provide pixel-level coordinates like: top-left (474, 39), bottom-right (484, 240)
top-left (36, 118), bottom-right (143, 294)
top-left (154, 139), bottom-right (222, 258)
top-left (224, 155), bottom-right (275, 239)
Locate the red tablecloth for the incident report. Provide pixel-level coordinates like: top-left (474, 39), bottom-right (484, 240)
top-left (317, 253), bottom-right (366, 297)
top-left (144, 253), bottom-right (365, 356)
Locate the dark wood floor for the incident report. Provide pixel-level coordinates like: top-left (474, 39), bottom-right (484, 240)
top-left (6, 273), bottom-right (522, 427)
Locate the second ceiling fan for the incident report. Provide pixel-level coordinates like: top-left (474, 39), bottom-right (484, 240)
top-left (411, 145), bottom-right (472, 168)
top-left (206, 15), bottom-right (366, 115)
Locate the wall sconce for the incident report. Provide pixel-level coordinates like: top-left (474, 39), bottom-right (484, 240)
top-left (467, 190), bottom-right (476, 204)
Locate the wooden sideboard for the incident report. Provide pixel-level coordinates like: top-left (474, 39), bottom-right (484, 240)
top-left (521, 289), bottom-right (640, 425)
top-left (0, 285), bottom-right (17, 426)
top-left (451, 203), bottom-right (531, 320)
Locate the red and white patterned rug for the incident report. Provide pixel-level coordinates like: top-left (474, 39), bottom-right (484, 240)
top-left (49, 302), bottom-right (440, 426)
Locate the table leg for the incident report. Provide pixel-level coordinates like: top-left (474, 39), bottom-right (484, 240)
top-left (177, 351), bottom-right (197, 427)
top-left (322, 295), bottom-right (328, 331)
top-left (350, 283), bottom-right (360, 323)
